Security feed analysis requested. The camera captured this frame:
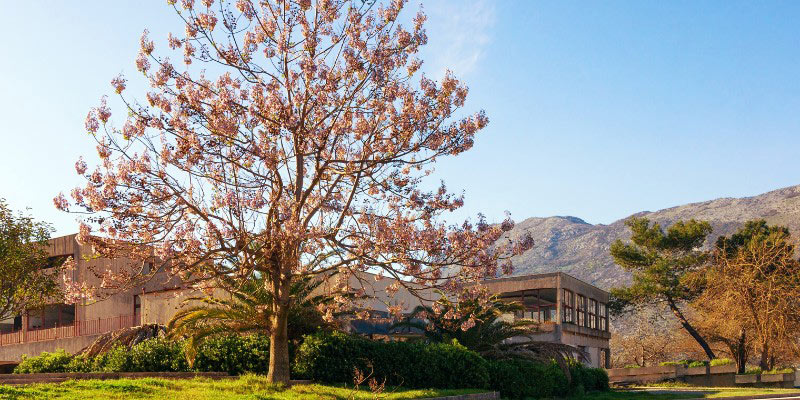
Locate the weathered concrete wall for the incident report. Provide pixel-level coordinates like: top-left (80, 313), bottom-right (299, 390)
top-left (0, 335), bottom-right (102, 362)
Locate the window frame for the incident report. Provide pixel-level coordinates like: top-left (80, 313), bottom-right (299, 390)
top-left (576, 294), bottom-right (586, 327)
top-left (599, 302), bottom-right (608, 331)
top-left (26, 304), bottom-right (76, 331)
top-left (562, 289), bottom-right (574, 323)
top-left (588, 298), bottom-right (597, 329)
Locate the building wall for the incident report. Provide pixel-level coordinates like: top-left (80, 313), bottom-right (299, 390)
top-left (0, 335), bottom-right (103, 362)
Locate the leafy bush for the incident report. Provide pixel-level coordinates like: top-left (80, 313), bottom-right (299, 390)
top-left (293, 332), bottom-right (489, 389)
top-left (14, 350), bottom-right (73, 374)
top-left (95, 338), bottom-right (188, 372)
top-left (193, 334), bottom-right (270, 375)
top-left (710, 358), bottom-right (733, 367)
top-left (569, 361), bottom-right (610, 393)
top-left (487, 359), bottom-right (567, 399)
top-left (623, 364), bottom-right (642, 369)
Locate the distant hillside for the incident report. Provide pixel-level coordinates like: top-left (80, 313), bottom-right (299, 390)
top-left (504, 184), bottom-right (800, 289)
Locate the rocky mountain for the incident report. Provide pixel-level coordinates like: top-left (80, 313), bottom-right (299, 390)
top-left (505, 184), bottom-right (800, 289)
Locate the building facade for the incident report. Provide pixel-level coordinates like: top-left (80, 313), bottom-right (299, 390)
top-left (0, 234), bottom-right (182, 362)
top-left (1, 234), bottom-right (611, 369)
top-left (480, 272), bottom-right (611, 368)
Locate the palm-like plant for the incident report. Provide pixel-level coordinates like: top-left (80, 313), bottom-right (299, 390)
top-left (392, 289), bottom-right (587, 379)
top-left (167, 273), bottom-right (333, 365)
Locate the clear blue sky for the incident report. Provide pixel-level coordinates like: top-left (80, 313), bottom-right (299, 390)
top-left (1, 1), bottom-right (799, 235)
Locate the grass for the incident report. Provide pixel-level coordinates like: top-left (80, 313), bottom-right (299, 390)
top-left (0, 375), bottom-right (485, 400)
top-left (578, 386), bottom-right (800, 400)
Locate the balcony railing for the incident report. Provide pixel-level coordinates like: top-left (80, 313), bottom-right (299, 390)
top-left (0, 314), bottom-right (141, 346)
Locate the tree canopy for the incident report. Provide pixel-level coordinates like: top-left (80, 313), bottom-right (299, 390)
top-left (696, 220), bottom-right (800, 370)
top-left (610, 217), bottom-right (715, 359)
top-left (0, 199), bottom-right (61, 323)
top-left (55, 0), bottom-right (532, 382)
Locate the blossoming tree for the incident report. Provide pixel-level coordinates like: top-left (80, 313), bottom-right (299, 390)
top-left (55, 0), bottom-right (533, 383)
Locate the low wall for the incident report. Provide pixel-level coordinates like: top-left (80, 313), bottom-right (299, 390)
top-left (608, 364), bottom-right (738, 386)
top-left (0, 335), bottom-right (102, 362)
top-left (608, 365), bottom-right (796, 388)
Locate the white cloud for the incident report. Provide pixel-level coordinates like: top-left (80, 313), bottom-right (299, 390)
top-left (419, 0), bottom-right (496, 79)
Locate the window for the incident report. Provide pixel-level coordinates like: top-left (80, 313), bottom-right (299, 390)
top-left (576, 294), bottom-right (586, 326)
top-left (134, 295), bottom-right (141, 316)
top-left (599, 303), bottom-right (608, 331)
top-left (27, 304), bottom-right (75, 330)
top-left (588, 298), bottom-right (597, 329)
top-left (562, 289), bottom-right (574, 323)
top-left (0, 315), bottom-right (22, 334)
top-left (538, 288), bottom-right (557, 322)
top-left (43, 255), bottom-right (70, 270)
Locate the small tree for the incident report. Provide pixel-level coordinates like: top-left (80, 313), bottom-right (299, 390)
top-left (697, 220), bottom-right (800, 370)
top-left (0, 199), bottom-right (61, 323)
top-left (55, 0), bottom-right (532, 383)
top-left (610, 217), bottom-right (716, 359)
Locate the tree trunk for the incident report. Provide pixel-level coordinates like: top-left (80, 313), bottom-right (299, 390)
top-left (666, 299), bottom-right (716, 360)
top-left (735, 329), bottom-right (747, 374)
top-left (759, 341), bottom-right (769, 371)
top-left (267, 304), bottom-right (291, 384)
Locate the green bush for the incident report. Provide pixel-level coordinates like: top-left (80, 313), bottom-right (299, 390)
top-left (688, 360), bottom-right (708, 368)
top-left (710, 358), bottom-right (733, 367)
top-left (14, 350), bottom-right (73, 374)
top-left (487, 359), bottom-right (566, 399)
top-left (569, 361), bottom-right (610, 393)
top-left (293, 332), bottom-right (489, 389)
top-left (193, 334), bottom-right (270, 375)
top-left (95, 338), bottom-right (188, 372)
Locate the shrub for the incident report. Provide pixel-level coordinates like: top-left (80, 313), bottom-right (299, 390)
top-left (569, 361), bottom-right (609, 393)
top-left (688, 360), bottom-right (708, 368)
top-left (193, 334), bottom-right (270, 375)
top-left (487, 359), bottom-right (566, 399)
top-left (710, 358), bottom-right (733, 367)
top-left (293, 332), bottom-right (488, 389)
top-left (95, 338), bottom-right (188, 372)
top-left (14, 350), bottom-right (73, 374)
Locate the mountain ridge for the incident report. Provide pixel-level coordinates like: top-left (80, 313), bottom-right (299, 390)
top-left (505, 184), bottom-right (800, 289)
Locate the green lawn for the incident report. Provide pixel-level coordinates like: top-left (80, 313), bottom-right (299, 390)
top-left (0, 375), bottom-right (485, 400)
top-left (579, 386), bottom-right (800, 399)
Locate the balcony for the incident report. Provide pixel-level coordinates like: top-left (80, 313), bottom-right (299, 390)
top-left (0, 314), bottom-right (141, 346)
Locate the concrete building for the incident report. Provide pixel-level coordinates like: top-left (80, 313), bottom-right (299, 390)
top-left (1, 234), bottom-right (611, 369)
top-left (0, 234), bottom-right (183, 362)
top-left (481, 272), bottom-right (611, 368)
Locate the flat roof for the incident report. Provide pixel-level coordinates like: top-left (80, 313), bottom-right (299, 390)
top-left (480, 271), bottom-right (608, 294)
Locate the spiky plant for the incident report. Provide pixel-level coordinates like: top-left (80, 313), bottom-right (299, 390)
top-left (167, 274), bottom-right (333, 365)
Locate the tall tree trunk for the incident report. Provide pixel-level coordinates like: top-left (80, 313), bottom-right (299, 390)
top-left (267, 305), bottom-right (291, 384)
top-left (666, 299), bottom-right (716, 360)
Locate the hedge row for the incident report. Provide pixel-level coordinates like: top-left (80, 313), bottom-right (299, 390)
top-left (16, 331), bottom-right (610, 399)
top-left (15, 334), bottom-right (271, 375)
top-left (293, 332), bottom-right (609, 398)
top-left (293, 331), bottom-right (490, 389)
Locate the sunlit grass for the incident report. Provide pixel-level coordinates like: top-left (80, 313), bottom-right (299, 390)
top-left (0, 374), bottom-right (485, 400)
